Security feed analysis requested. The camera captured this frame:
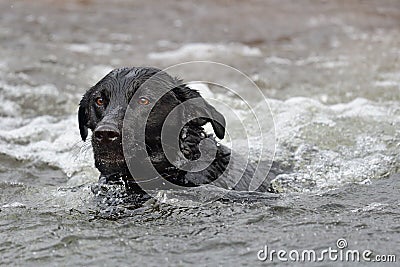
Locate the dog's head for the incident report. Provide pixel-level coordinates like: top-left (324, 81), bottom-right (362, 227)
top-left (78, 67), bottom-right (225, 176)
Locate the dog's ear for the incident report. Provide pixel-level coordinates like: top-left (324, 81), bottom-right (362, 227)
top-left (78, 97), bottom-right (89, 141)
top-left (173, 84), bottom-right (226, 139)
top-left (193, 98), bottom-right (226, 139)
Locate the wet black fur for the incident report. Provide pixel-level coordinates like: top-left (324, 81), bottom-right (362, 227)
top-left (78, 67), bottom-right (274, 194)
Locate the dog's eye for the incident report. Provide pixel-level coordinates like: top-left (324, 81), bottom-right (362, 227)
top-left (138, 97), bottom-right (150, 105)
top-left (95, 97), bottom-right (104, 106)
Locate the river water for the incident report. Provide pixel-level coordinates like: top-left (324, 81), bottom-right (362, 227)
top-left (0, 0), bottom-right (399, 266)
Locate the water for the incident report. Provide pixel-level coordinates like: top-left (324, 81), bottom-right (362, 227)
top-left (0, 0), bottom-right (399, 266)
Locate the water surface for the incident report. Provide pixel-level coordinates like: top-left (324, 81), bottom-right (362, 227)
top-left (0, 0), bottom-right (399, 266)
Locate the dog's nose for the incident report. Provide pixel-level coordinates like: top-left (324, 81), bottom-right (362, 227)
top-left (94, 125), bottom-right (120, 143)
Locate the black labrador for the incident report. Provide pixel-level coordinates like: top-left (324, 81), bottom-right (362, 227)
top-left (78, 67), bottom-right (275, 195)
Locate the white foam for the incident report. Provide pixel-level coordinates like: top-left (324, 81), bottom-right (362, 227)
top-left (265, 97), bottom-right (400, 192)
top-left (187, 82), bottom-right (214, 99)
top-left (0, 115), bottom-right (95, 179)
top-left (2, 202), bottom-right (26, 208)
top-left (148, 43), bottom-right (262, 61)
top-left (65, 42), bottom-right (131, 56)
top-left (264, 57), bottom-right (292, 65)
top-left (374, 80), bottom-right (398, 87)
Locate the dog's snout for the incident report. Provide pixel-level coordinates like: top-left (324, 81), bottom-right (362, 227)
top-left (94, 125), bottom-right (120, 143)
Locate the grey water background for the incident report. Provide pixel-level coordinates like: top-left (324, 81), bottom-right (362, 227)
top-left (0, 0), bottom-right (399, 266)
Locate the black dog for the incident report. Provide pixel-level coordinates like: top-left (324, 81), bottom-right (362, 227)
top-left (78, 67), bottom-right (274, 195)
